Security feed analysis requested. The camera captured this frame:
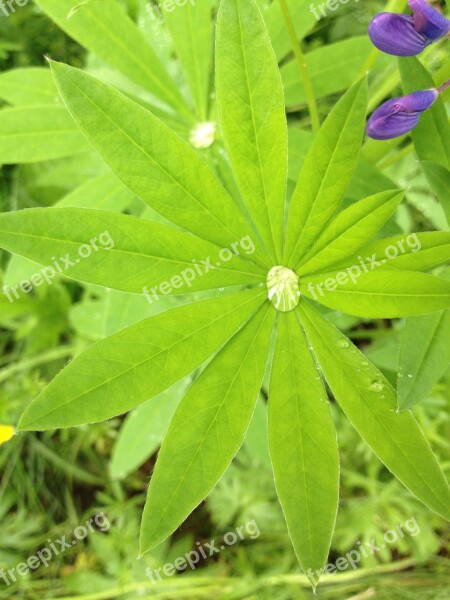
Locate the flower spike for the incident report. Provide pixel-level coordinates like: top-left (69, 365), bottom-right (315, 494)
top-left (368, 0), bottom-right (450, 56)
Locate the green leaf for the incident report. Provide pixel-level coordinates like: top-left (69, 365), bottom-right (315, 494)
top-left (216, 0), bottom-right (288, 262)
top-left (421, 162), bottom-right (450, 226)
top-left (0, 208), bottom-right (265, 294)
top-left (324, 232), bottom-right (450, 274)
top-left (244, 396), bottom-right (271, 467)
top-left (284, 79), bottom-right (368, 268)
top-left (299, 190), bottom-right (404, 276)
top-left (398, 311), bottom-right (450, 411)
top-left (69, 289), bottom-right (178, 342)
top-left (301, 270), bottom-right (450, 318)
top-left (34, 0), bottom-right (191, 118)
top-left (17, 288), bottom-right (266, 431)
top-left (263, 0), bottom-right (320, 61)
top-left (399, 57), bottom-right (450, 170)
top-left (269, 311), bottom-right (339, 584)
top-left (298, 300), bottom-right (450, 521)
top-left (56, 172), bottom-right (136, 211)
top-left (50, 61), bottom-right (269, 267)
top-left (0, 105), bottom-right (89, 163)
top-left (0, 67), bottom-right (58, 106)
top-left (110, 378), bottom-right (189, 480)
top-left (288, 127), bottom-right (397, 202)
top-left (282, 37), bottom-right (378, 108)
top-left (140, 302), bottom-right (275, 553)
top-left (163, 0), bottom-right (212, 119)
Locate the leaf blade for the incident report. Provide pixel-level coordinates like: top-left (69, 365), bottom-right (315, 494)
top-left (0, 105), bottom-right (89, 163)
top-left (216, 0), bottom-right (288, 262)
top-left (299, 190), bottom-right (404, 276)
top-left (50, 61), bottom-right (269, 268)
top-left (398, 311), bottom-right (450, 410)
top-left (269, 311), bottom-right (339, 582)
top-left (0, 208), bottom-right (265, 294)
top-left (298, 300), bottom-right (450, 521)
top-left (284, 79), bottom-right (368, 268)
top-left (35, 0), bottom-right (191, 117)
top-left (17, 289), bottom-right (266, 431)
top-left (164, 0), bottom-right (213, 119)
top-left (301, 270), bottom-right (450, 318)
top-left (140, 302), bottom-right (275, 552)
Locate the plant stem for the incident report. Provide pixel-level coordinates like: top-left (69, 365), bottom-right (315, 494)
top-left (278, 0), bottom-right (320, 133)
top-left (52, 559), bottom-right (419, 600)
top-left (0, 345), bottom-right (77, 385)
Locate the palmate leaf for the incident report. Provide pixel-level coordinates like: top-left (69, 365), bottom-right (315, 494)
top-left (298, 299), bottom-right (450, 521)
top-left (17, 289), bottom-right (266, 430)
top-left (269, 311), bottom-right (339, 586)
top-left (0, 208), bottom-right (265, 294)
top-left (216, 0), bottom-right (287, 263)
top-left (283, 79), bottom-right (368, 268)
top-left (6, 0), bottom-right (450, 585)
top-left (140, 302), bottom-right (275, 553)
top-left (49, 61), bottom-right (270, 269)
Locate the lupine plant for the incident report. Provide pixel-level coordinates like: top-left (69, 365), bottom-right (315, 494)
top-left (0, 0), bottom-right (449, 589)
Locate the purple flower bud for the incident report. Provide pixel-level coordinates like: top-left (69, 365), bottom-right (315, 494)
top-left (366, 89), bottom-right (439, 140)
top-left (368, 0), bottom-right (450, 56)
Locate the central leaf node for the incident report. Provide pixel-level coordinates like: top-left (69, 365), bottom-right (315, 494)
top-left (267, 266), bottom-right (300, 313)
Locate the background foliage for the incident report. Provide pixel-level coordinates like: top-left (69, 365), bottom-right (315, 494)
top-left (0, 0), bottom-right (449, 598)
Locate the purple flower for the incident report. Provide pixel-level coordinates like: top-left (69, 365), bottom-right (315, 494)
top-left (368, 0), bottom-right (450, 56)
top-left (366, 88), bottom-right (439, 140)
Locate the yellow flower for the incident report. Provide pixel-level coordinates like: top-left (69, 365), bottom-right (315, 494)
top-left (0, 425), bottom-right (14, 446)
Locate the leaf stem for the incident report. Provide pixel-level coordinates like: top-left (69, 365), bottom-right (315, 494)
top-left (0, 345), bottom-right (77, 385)
top-left (278, 0), bottom-right (320, 133)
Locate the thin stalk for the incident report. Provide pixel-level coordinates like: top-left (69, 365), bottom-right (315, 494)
top-left (53, 559), bottom-right (418, 600)
top-left (278, 0), bottom-right (320, 133)
top-left (0, 345), bottom-right (77, 385)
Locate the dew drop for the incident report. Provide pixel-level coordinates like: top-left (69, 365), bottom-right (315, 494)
top-left (407, 373), bottom-right (413, 379)
top-left (337, 339), bottom-right (350, 349)
top-left (370, 380), bottom-right (385, 393)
